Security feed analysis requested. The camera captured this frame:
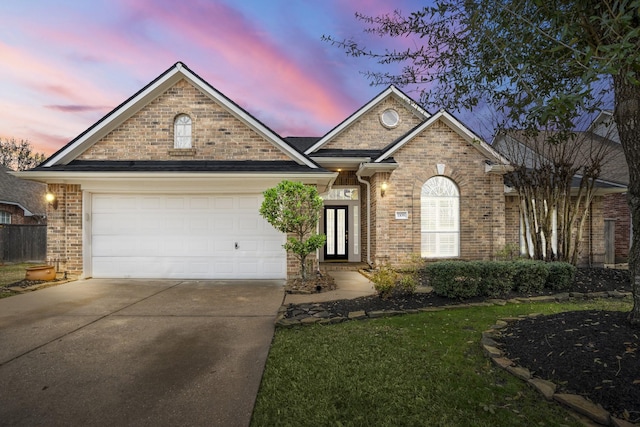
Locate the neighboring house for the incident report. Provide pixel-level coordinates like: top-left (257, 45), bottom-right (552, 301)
top-left (16, 62), bottom-right (613, 280)
top-left (587, 110), bottom-right (631, 263)
top-left (492, 123), bottom-right (629, 264)
top-left (0, 165), bottom-right (46, 225)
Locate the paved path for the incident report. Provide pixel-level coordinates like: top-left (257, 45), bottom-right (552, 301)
top-left (0, 278), bottom-right (284, 427)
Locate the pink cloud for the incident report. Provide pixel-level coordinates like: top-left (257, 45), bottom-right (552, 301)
top-left (116, 0), bottom-right (362, 134)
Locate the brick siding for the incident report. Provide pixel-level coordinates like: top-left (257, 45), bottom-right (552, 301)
top-left (46, 183), bottom-right (82, 277)
top-left (78, 79), bottom-right (291, 161)
top-left (604, 192), bottom-right (630, 262)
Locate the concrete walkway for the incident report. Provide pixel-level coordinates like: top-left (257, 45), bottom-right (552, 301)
top-left (0, 279), bottom-right (284, 427)
top-left (283, 270), bottom-right (376, 305)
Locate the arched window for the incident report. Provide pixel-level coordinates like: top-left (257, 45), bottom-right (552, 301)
top-left (174, 114), bottom-right (192, 148)
top-left (421, 176), bottom-right (459, 257)
top-left (0, 210), bottom-right (11, 224)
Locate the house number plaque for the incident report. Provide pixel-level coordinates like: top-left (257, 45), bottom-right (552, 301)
top-left (395, 211), bottom-right (409, 220)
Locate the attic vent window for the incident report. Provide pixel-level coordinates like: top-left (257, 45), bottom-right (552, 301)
top-left (174, 114), bottom-right (192, 148)
top-left (380, 108), bottom-right (400, 129)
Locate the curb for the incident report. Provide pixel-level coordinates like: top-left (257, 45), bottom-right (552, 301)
top-left (275, 290), bottom-right (632, 327)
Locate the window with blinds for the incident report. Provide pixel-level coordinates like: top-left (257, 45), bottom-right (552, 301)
top-left (421, 176), bottom-right (459, 257)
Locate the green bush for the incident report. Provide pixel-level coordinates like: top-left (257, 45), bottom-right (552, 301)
top-left (371, 264), bottom-right (399, 299)
top-left (478, 261), bottom-right (514, 298)
top-left (512, 260), bottom-right (548, 294)
top-left (545, 262), bottom-right (576, 291)
top-left (426, 261), bottom-right (480, 299)
top-left (425, 260), bottom-right (577, 300)
top-left (398, 273), bottom-right (418, 294)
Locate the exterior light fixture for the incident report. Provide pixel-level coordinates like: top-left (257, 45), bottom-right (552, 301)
top-left (45, 192), bottom-right (58, 210)
top-left (381, 181), bottom-right (388, 197)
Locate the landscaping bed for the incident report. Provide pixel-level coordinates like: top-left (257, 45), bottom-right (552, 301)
top-left (282, 267), bottom-right (639, 424)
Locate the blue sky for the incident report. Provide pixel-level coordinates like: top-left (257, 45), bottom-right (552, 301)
top-left (0, 0), bottom-right (446, 155)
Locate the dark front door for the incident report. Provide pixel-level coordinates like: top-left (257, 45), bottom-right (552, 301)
top-left (324, 206), bottom-right (348, 260)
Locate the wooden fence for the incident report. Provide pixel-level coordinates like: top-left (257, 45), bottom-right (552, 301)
top-left (0, 225), bottom-right (47, 263)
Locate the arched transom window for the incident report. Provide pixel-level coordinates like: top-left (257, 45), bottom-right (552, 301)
top-left (174, 114), bottom-right (192, 148)
top-left (421, 176), bottom-right (460, 257)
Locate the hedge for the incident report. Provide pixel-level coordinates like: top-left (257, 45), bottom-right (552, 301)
top-left (425, 260), bottom-right (575, 299)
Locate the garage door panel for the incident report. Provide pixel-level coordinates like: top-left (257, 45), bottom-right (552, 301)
top-left (91, 194), bottom-right (285, 279)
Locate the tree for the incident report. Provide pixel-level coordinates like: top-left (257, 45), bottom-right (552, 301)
top-left (259, 180), bottom-right (326, 280)
top-left (325, 0), bottom-right (640, 324)
top-left (0, 138), bottom-right (46, 171)
top-left (494, 125), bottom-right (619, 265)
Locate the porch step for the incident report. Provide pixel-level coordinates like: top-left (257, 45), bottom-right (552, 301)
top-left (319, 262), bottom-right (370, 272)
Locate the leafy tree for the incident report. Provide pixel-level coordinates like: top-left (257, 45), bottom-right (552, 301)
top-left (325, 0), bottom-right (640, 324)
top-left (0, 138), bottom-right (46, 171)
top-left (259, 180), bottom-right (326, 280)
top-left (494, 122), bottom-right (619, 265)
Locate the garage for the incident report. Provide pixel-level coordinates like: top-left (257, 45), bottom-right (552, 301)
top-left (90, 193), bottom-right (286, 279)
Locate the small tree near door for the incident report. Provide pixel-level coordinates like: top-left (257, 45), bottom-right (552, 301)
top-left (260, 180), bottom-right (326, 281)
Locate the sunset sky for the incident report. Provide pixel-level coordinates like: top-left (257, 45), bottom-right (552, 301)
top-left (0, 0), bottom-right (444, 156)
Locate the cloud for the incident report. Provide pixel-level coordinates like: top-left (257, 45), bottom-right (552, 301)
top-left (45, 104), bottom-right (111, 113)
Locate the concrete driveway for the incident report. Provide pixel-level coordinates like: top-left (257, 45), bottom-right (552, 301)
top-left (0, 278), bottom-right (284, 427)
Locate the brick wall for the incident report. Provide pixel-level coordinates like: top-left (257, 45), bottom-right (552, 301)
top-left (604, 192), bottom-right (630, 262)
top-left (368, 119), bottom-right (508, 267)
top-left (46, 184), bottom-right (82, 277)
top-left (79, 79), bottom-right (291, 161)
top-left (0, 204), bottom-right (43, 225)
top-left (323, 97), bottom-right (424, 150)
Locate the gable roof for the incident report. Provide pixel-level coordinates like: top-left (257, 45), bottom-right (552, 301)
top-left (304, 85), bottom-right (431, 155)
top-left (0, 166), bottom-right (46, 216)
top-left (43, 62), bottom-right (318, 169)
top-left (375, 109), bottom-right (510, 165)
top-left (493, 129), bottom-right (628, 186)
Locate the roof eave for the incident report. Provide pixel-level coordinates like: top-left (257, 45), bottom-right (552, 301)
top-left (311, 157), bottom-right (372, 170)
top-left (356, 162), bottom-right (399, 177)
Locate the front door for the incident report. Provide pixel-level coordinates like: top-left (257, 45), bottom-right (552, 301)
top-left (324, 206), bottom-right (348, 260)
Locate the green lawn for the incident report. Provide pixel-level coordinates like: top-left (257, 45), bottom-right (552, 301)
top-left (0, 263), bottom-right (35, 298)
top-left (252, 299), bottom-right (632, 427)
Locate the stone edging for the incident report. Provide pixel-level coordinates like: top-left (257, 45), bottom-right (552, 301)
top-left (483, 315), bottom-right (638, 427)
top-left (275, 290), bottom-right (632, 328)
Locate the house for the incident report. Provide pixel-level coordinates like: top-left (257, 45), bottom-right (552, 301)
top-left (0, 165), bottom-right (46, 225)
top-left (587, 110), bottom-right (631, 264)
top-left (16, 62), bottom-right (613, 280)
top-left (492, 114), bottom-right (630, 265)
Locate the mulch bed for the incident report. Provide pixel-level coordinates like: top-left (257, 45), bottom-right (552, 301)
top-left (284, 267), bottom-right (639, 423)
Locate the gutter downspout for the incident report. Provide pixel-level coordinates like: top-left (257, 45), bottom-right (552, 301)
top-left (356, 167), bottom-right (372, 267)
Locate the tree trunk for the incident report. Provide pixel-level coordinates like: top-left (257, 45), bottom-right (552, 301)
top-left (613, 74), bottom-right (640, 326)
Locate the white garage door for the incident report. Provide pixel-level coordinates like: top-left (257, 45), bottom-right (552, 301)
top-left (91, 194), bottom-right (286, 279)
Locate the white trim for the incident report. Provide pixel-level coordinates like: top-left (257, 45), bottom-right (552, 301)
top-left (375, 110), bottom-right (511, 165)
top-left (14, 171), bottom-right (338, 195)
top-left (43, 63), bottom-right (317, 168)
top-left (82, 191), bottom-right (92, 279)
top-left (0, 200), bottom-right (35, 216)
top-left (304, 85), bottom-right (430, 155)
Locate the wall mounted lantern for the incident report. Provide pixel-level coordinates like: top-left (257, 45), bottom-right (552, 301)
top-left (380, 181), bottom-right (388, 198)
top-left (45, 192), bottom-right (58, 210)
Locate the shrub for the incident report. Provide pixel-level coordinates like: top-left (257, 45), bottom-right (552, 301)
top-left (398, 274), bottom-right (418, 294)
top-left (512, 260), bottom-right (548, 294)
top-left (478, 261), bottom-right (514, 298)
top-left (426, 261), bottom-right (480, 299)
top-left (495, 243), bottom-right (521, 261)
top-left (545, 262), bottom-right (576, 291)
top-left (371, 264), bottom-right (398, 299)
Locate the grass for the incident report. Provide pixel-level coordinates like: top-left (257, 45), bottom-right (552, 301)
top-left (0, 263), bottom-right (38, 298)
top-left (251, 299), bottom-right (632, 427)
